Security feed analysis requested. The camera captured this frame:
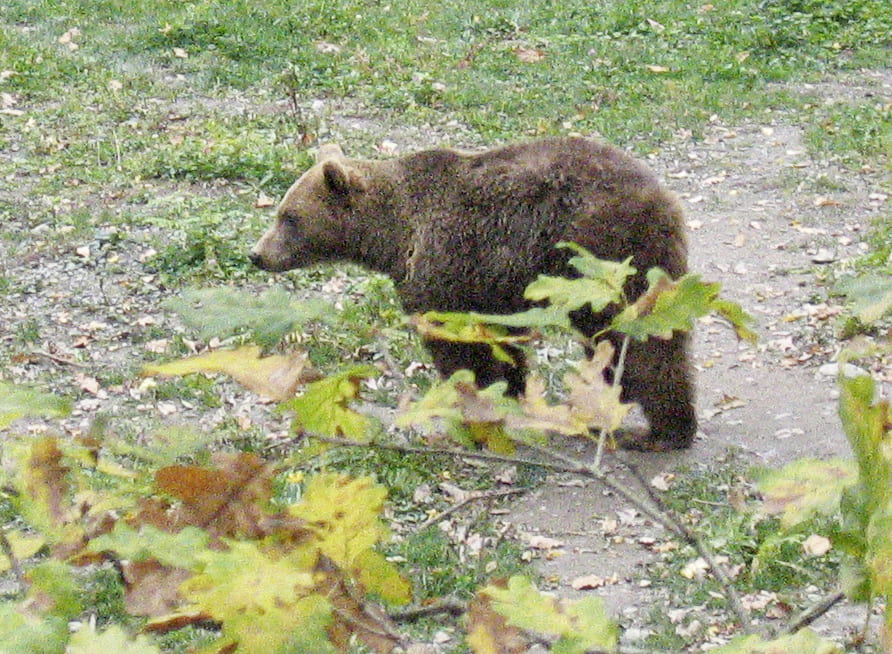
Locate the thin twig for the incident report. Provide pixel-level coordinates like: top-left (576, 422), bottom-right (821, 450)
top-left (30, 349), bottom-right (90, 368)
top-left (390, 597), bottom-right (468, 622)
top-left (595, 334), bottom-right (630, 468)
top-left (309, 433), bottom-right (755, 632)
top-left (0, 531), bottom-right (26, 590)
top-left (619, 453), bottom-right (753, 633)
top-left (781, 589), bottom-right (846, 635)
top-left (416, 487), bottom-right (526, 532)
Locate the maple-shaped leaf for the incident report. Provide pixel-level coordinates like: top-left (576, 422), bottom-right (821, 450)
top-left (411, 313), bottom-right (529, 364)
top-left (323, 569), bottom-right (404, 653)
top-left (66, 625), bottom-right (162, 654)
top-left (17, 437), bottom-right (71, 540)
top-left (612, 269), bottom-right (721, 340)
top-left (119, 559), bottom-right (192, 617)
top-left (480, 576), bottom-right (619, 654)
top-left (354, 548), bottom-right (412, 605)
top-left (467, 589), bottom-right (529, 654)
top-left (88, 522), bottom-right (209, 569)
top-left (509, 342), bottom-right (631, 437)
top-left (143, 345), bottom-right (316, 401)
top-left (524, 253), bottom-right (634, 316)
top-left (838, 371), bottom-right (892, 610)
top-left (290, 473), bottom-right (390, 569)
top-left (755, 458), bottom-right (857, 529)
top-left (180, 541), bottom-right (323, 654)
top-left (0, 381), bottom-right (71, 429)
top-left (285, 365), bottom-right (379, 440)
top-left (867, 504), bottom-right (892, 598)
top-left (165, 287), bottom-right (332, 348)
top-left (563, 341), bottom-right (631, 434)
top-left (711, 297), bottom-right (759, 343)
top-left (396, 371), bottom-right (518, 451)
top-left (708, 628), bottom-right (842, 653)
top-left (27, 560), bottom-right (82, 620)
top-left (0, 603), bottom-right (69, 654)
top-left (396, 369), bottom-right (477, 429)
top-left (153, 453), bottom-right (275, 539)
top-left (0, 530), bottom-right (45, 573)
top-left (838, 373), bottom-right (891, 516)
top-left (507, 374), bottom-right (584, 436)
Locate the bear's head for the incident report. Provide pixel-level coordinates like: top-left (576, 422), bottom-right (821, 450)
top-left (250, 144), bottom-right (368, 272)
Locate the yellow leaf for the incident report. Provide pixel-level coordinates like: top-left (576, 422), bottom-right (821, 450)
top-left (0, 531), bottom-right (45, 572)
top-left (142, 345), bottom-right (313, 401)
top-left (291, 474), bottom-right (389, 568)
top-left (647, 64), bottom-right (670, 73)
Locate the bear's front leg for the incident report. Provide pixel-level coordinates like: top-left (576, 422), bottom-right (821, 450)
top-left (423, 339), bottom-right (528, 397)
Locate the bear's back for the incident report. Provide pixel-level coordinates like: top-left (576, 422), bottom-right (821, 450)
top-left (394, 137), bottom-right (684, 315)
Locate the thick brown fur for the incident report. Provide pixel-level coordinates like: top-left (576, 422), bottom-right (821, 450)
top-left (251, 137), bottom-right (696, 449)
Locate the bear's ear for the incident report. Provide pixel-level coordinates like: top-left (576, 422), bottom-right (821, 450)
top-left (317, 144), bottom-right (344, 162)
top-left (322, 161), bottom-right (366, 195)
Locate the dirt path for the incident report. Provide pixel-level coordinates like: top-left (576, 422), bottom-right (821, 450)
top-left (504, 117), bottom-right (890, 646)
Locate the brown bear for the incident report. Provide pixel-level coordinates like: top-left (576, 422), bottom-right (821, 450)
top-left (250, 137), bottom-right (696, 450)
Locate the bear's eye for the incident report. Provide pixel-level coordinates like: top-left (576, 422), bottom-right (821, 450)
top-left (280, 210), bottom-right (300, 225)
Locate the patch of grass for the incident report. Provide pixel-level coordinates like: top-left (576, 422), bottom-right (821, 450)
top-left (805, 100), bottom-right (892, 164)
top-left (130, 116), bottom-right (310, 192)
top-left (4, 0), bottom-right (891, 148)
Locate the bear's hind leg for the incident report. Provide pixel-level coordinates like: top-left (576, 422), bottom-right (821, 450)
top-left (616, 332), bottom-right (697, 450)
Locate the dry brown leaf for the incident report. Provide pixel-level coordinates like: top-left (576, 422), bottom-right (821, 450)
top-left (680, 557), bottom-right (709, 580)
top-left (467, 585), bottom-right (529, 654)
top-left (802, 534), bottom-right (831, 557)
top-left (75, 373), bottom-right (101, 395)
top-left (152, 453), bottom-right (276, 539)
top-left (514, 47), bottom-right (545, 63)
top-left (121, 560), bottom-right (191, 617)
top-left (525, 534), bottom-right (564, 550)
top-left (570, 573), bottom-right (618, 590)
top-left (255, 192), bottom-right (275, 208)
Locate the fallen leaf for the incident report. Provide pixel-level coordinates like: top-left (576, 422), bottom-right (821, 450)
top-left (315, 41), bottom-right (342, 54)
top-left (571, 573), bottom-right (618, 590)
top-left (75, 373), bottom-right (101, 395)
top-left (650, 473), bottom-right (674, 491)
top-left (680, 557), bottom-right (709, 579)
top-left (515, 47), bottom-right (545, 63)
top-left (646, 64), bottom-right (670, 73)
top-left (525, 534), bottom-right (564, 550)
top-left (172, 47), bottom-right (188, 59)
top-left (802, 534), bottom-right (831, 557)
top-left (255, 193), bottom-right (275, 208)
top-left (145, 339), bottom-right (169, 354)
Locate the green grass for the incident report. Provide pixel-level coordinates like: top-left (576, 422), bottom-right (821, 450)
top-left (3, 0), bottom-right (891, 149)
